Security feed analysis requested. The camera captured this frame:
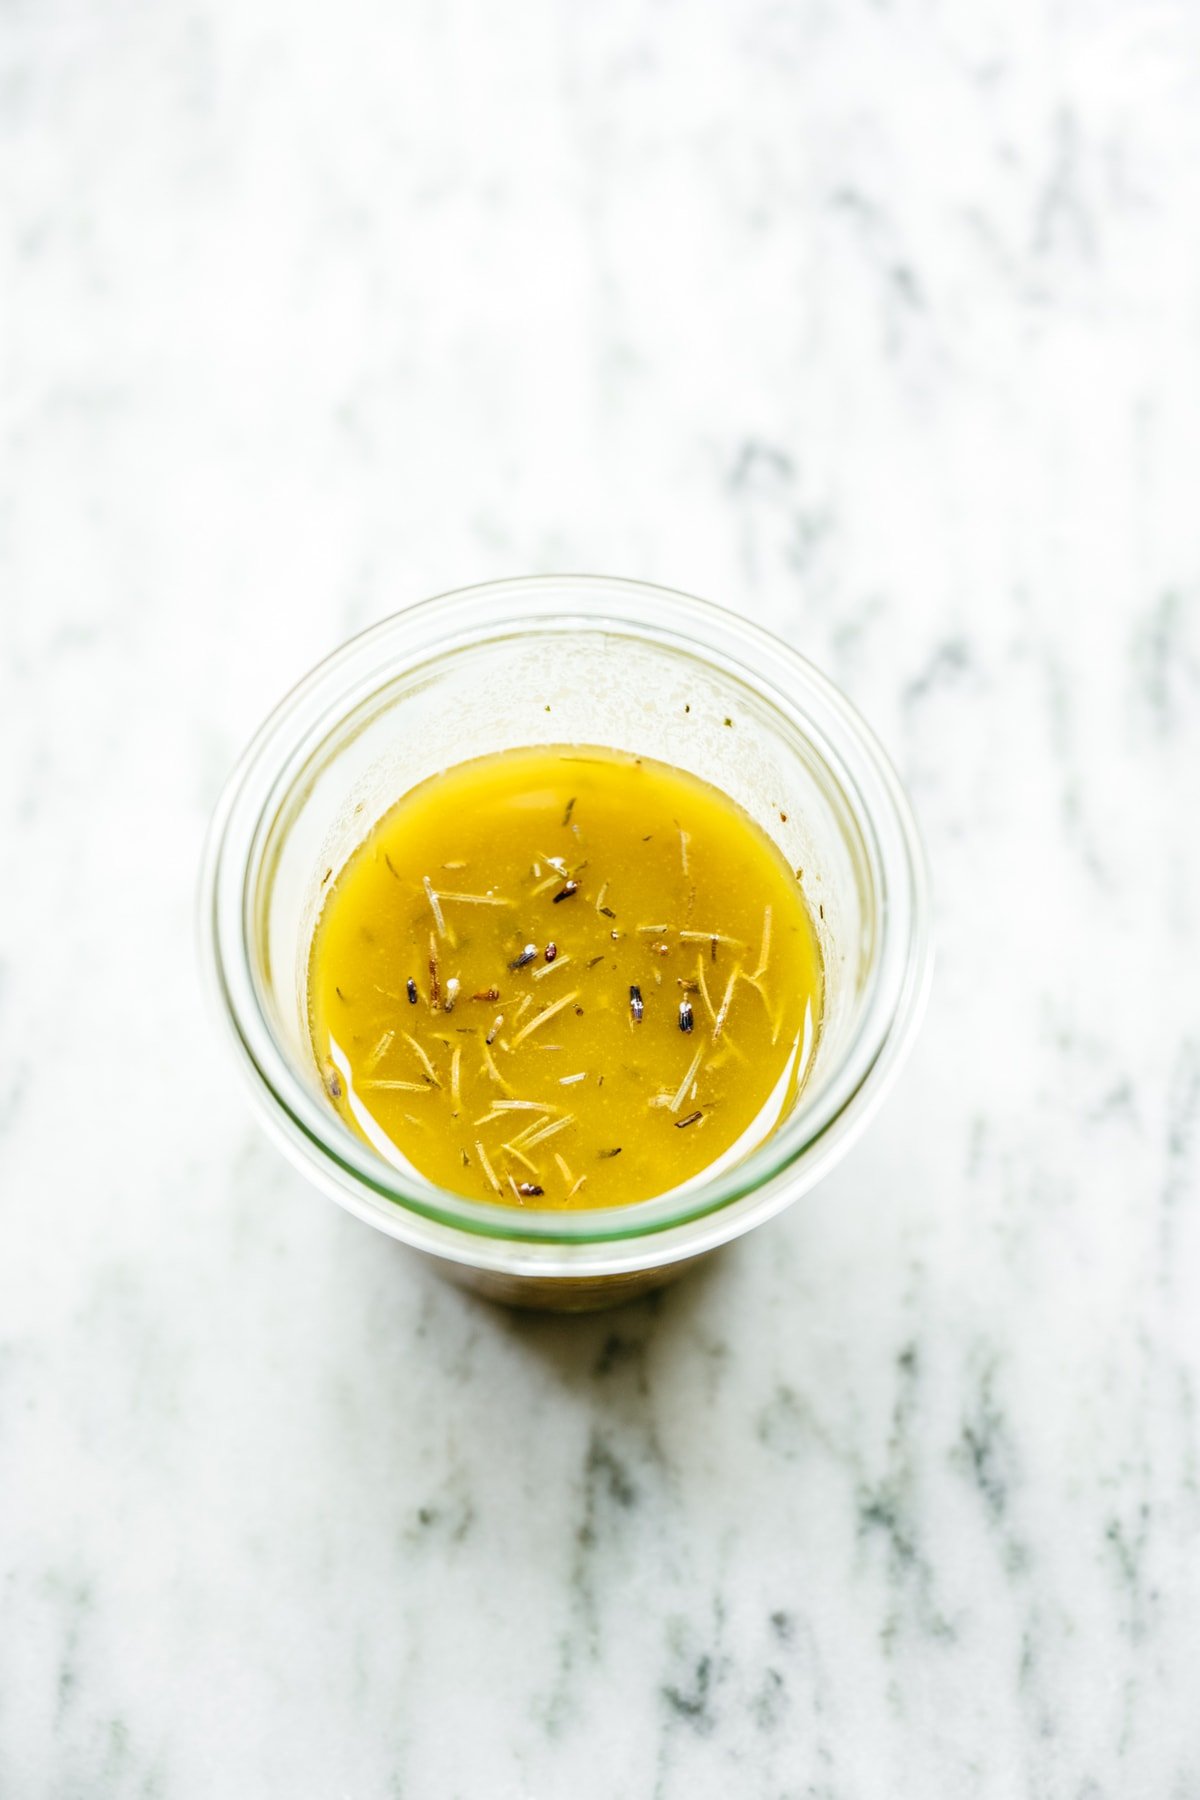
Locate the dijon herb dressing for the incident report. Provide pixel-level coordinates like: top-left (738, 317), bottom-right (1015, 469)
top-left (308, 746), bottom-right (823, 1208)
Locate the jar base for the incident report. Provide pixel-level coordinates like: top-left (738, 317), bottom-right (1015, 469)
top-left (428, 1248), bottom-right (714, 1313)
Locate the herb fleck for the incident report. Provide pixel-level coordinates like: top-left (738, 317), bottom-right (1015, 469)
top-left (675, 1110), bottom-right (703, 1129)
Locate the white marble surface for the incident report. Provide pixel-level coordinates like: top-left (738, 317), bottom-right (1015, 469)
top-left (4, 1), bottom-right (1200, 1794)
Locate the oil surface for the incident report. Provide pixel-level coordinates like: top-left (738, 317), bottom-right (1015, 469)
top-left (308, 745), bottom-right (823, 1208)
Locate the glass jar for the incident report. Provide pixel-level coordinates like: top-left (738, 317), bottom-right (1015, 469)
top-left (199, 576), bottom-right (931, 1310)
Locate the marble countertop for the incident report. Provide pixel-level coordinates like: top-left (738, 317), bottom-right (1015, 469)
top-left (4, 2), bottom-right (1200, 1794)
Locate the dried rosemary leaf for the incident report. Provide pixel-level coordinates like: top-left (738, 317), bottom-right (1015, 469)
top-left (480, 1041), bottom-right (511, 1092)
top-left (671, 1047), bottom-right (704, 1112)
top-left (474, 1140), bottom-right (501, 1193)
top-left (502, 1141), bottom-right (541, 1176)
top-left (712, 966), bottom-right (739, 1040)
top-left (752, 904), bottom-right (773, 981)
top-left (423, 876), bottom-right (446, 938)
top-left (364, 1029), bottom-right (394, 1072)
top-left (401, 1032), bottom-right (440, 1087)
top-left (519, 1114), bottom-right (574, 1150)
top-left (436, 890), bottom-right (514, 907)
top-left (509, 990), bottom-right (580, 1049)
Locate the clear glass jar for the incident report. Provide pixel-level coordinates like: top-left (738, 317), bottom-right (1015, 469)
top-left (199, 576), bottom-right (931, 1310)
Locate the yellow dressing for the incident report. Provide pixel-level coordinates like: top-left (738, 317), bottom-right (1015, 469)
top-left (307, 745), bottom-right (823, 1208)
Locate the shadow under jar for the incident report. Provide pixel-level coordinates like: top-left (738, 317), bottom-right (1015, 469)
top-left (200, 575), bottom-right (931, 1312)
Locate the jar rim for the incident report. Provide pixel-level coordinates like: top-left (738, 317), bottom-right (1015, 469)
top-left (199, 575), bottom-right (932, 1275)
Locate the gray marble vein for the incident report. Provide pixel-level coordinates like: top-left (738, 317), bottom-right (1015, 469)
top-left (3, 0), bottom-right (1200, 1794)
